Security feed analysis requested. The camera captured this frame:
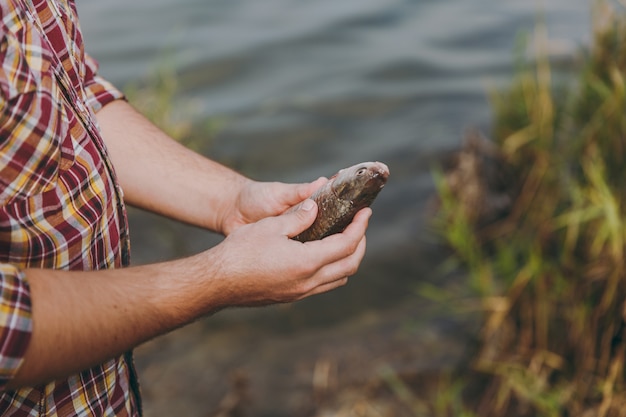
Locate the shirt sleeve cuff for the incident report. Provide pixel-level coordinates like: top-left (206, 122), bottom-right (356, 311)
top-left (83, 53), bottom-right (126, 113)
top-left (0, 264), bottom-right (32, 389)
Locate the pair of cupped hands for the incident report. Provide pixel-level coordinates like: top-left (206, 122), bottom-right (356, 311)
top-left (202, 177), bottom-right (371, 308)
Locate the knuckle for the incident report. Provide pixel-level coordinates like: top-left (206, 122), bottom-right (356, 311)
top-left (338, 236), bottom-right (358, 256)
top-left (296, 277), bottom-right (318, 297)
top-left (346, 263), bottom-right (359, 277)
top-left (343, 254), bottom-right (361, 275)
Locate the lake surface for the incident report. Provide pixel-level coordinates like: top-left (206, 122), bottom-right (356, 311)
top-left (77, 0), bottom-right (592, 415)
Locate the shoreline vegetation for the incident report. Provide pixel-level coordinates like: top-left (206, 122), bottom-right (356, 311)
top-left (433, 2), bottom-right (626, 416)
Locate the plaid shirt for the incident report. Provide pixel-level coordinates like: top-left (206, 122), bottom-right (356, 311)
top-left (0, 0), bottom-right (139, 415)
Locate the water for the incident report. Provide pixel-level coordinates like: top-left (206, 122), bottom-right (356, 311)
top-left (77, 1), bottom-right (592, 415)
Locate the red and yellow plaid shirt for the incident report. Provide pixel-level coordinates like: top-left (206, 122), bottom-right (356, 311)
top-left (0, 0), bottom-right (139, 415)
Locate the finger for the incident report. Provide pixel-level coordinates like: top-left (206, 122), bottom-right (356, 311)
top-left (306, 207), bottom-right (371, 264)
top-left (297, 276), bottom-right (350, 300)
top-left (341, 207), bottom-right (372, 237)
top-left (275, 177), bottom-right (329, 209)
top-left (318, 236), bottom-right (367, 281)
top-left (298, 235), bottom-right (367, 295)
top-left (275, 198), bottom-right (319, 237)
top-left (300, 177), bottom-right (328, 198)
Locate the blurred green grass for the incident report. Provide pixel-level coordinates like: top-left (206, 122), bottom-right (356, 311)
top-left (433, 2), bottom-right (626, 416)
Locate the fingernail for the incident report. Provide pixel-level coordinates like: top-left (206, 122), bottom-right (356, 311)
top-left (301, 199), bottom-right (315, 211)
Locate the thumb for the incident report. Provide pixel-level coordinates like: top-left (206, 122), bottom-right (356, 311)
top-left (281, 199), bottom-right (318, 238)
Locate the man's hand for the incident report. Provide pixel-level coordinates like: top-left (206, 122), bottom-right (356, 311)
top-left (201, 200), bottom-right (371, 308)
top-left (219, 177), bottom-right (327, 236)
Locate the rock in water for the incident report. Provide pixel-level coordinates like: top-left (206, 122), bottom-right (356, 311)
top-left (294, 161), bottom-right (389, 242)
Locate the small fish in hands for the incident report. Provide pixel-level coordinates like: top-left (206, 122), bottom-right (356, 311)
top-left (294, 161), bottom-right (389, 242)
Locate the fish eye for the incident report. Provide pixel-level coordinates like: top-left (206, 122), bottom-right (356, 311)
top-left (356, 167), bottom-right (367, 176)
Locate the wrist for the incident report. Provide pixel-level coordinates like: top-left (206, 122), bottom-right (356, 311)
top-left (148, 249), bottom-right (234, 322)
top-left (216, 176), bottom-right (254, 236)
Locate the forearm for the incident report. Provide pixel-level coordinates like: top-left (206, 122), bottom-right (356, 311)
top-left (96, 99), bottom-right (248, 233)
top-left (8, 255), bottom-right (219, 389)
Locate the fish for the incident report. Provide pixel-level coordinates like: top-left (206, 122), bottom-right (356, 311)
top-left (293, 161), bottom-right (389, 242)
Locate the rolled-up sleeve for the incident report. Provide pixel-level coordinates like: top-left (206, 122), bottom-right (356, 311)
top-left (83, 53), bottom-right (125, 113)
top-left (0, 264), bottom-right (32, 389)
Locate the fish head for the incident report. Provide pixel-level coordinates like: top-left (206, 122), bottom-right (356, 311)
top-left (331, 161), bottom-right (389, 207)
